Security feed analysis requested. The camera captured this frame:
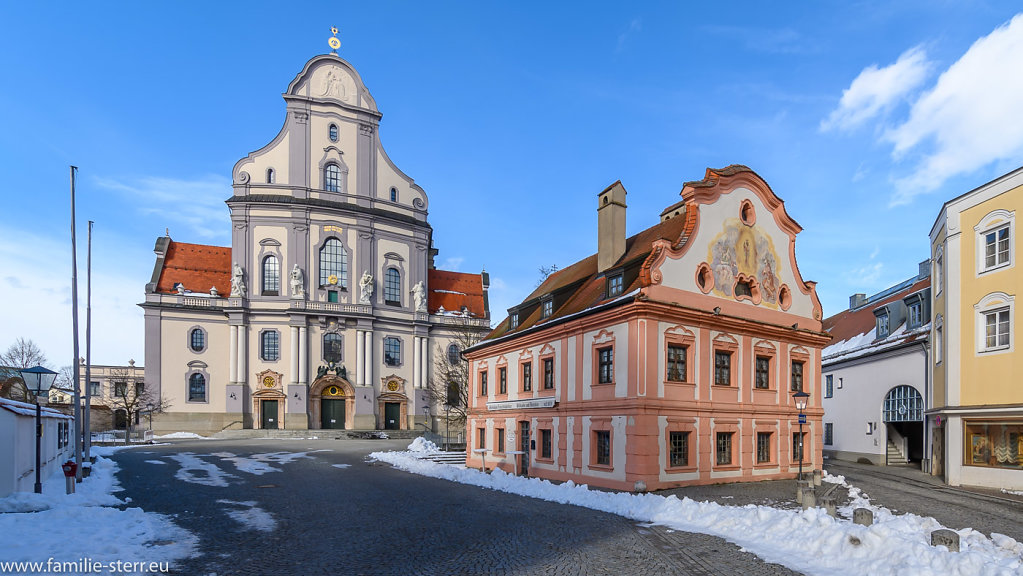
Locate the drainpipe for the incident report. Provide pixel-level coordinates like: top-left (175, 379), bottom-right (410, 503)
top-left (921, 342), bottom-right (930, 474)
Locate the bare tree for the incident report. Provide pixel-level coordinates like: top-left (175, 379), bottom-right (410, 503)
top-left (427, 320), bottom-right (487, 430)
top-left (0, 338), bottom-right (49, 401)
top-left (536, 264), bottom-right (559, 288)
top-left (107, 366), bottom-right (171, 444)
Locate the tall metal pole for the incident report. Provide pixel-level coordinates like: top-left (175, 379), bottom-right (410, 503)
top-left (70, 166), bottom-right (83, 482)
top-left (34, 400), bottom-right (42, 493)
top-left (83, 221), bottom-right (93, 462)
top-left (798, 411), bottom-right (804, 482)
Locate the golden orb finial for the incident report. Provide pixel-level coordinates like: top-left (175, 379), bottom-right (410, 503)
top-left (328, 26), bottom-right (341, 54)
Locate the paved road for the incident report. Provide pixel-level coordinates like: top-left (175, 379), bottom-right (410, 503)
top-left (111, 439), bottom-right (798, 576)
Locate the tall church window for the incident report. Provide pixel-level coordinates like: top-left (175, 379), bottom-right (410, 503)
top-left (319, 238), bottom-right (347, 287)
top-left (188, 373), bottom-right (206, 402)
top-left (261, 330), bottom-right (280, 362)
top-left (384, 337), bottom-right (401, 366)
top-left (390, 187), bottom-right (398, 202)
top-left (262, 255), bottom-right (280, 295)
top-left (384, 268), bottom-right (401, 304)
top-left (324, 163), bottom-right (341, 192)
top-left (323, 333), bottom-right (342, 363)
top-left (266, 168), bottom-right (275, 184)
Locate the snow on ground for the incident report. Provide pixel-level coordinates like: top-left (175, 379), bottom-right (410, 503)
top-left (332, 464), bottom-right (351, 469)
top-left (154, 432), bottom-right (208, 440)
top-left (371, 445), bottom-right (1023, 576)
top-left (0, 446), bottom-right (197, 574)
top-left (210, 450), bottom-right (329, 475)
top-left (145, 460), bottom-right (167, 465)
top-left (216, 500), bottom-right (276, 532)
top-left (1003, 489), bottom-right (1023, 497)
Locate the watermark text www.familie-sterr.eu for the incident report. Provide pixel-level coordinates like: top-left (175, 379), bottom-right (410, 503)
top-left (0, 558), bottom-right (169, 573)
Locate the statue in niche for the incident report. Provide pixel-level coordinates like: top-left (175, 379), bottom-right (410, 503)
top-left (230, 262), bottom-right (247, 297)
top-left (412, 281), bottom-right (427, 313)
top-left (320, 68), bottom-right (347, 100)
top-left (359, 271), bottom-right (374, 304)
top-left (290, 264), bottom-right (305, 299)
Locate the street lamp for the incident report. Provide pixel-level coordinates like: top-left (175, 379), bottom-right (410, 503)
top-left (792, 390), bottom-right (810, 482)
top-left (147, 402), bottom-right (154, 431)
top-left (422, 404), bottom-right (430, 434)
top-left (21, 366), bottom-right (57, 494)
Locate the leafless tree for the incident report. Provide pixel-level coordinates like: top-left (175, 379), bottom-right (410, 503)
top-left (0, 338), bottom-right (49, 401)
top-left (536, 264), bottom-right (559, 288)
top-left (426, 320), bottom-right (487, 430)
top-left (106, 366), bottom-right (171, 444)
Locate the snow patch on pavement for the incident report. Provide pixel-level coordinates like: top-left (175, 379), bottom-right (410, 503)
top-left (145, 460), bottom-right (167, 465)
top-left (370, 448), bottom-right (1023, 576)
top-left (169, 453), bottom-right (237, 487)
top-left (154, 432), bottom-right (208, 440)
top-left (332, 464), bottom-right (351, 469)
top-left (216, 499), bottom-right (276, 532)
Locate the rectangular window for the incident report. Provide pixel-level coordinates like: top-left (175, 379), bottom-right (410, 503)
top-left (89, 381), bottom-right (100, 397)
top-left (791, 361), bottom-right (804, 392)
top-left (499, 367), bottom-right (507, 394)
top-left (984, 308), bottom-right (1011, 350)
top-left (135, 382), bottom-right (144, 397)
top-left (521, 362), bottom-right (532, 392)
top-left (755, 356), bottom-right (770, 389)
top-left (756, 432), bottom-right (772, 463)
top-left (824, 423), bottom-right (834, 446)
top-left (543, 358), bottom-right (554, 389)
top-left (478, 428), bottom-right (486, 450)
top-left (936, 325), bottom-right (943, 363)
top-left (595, 430), bottom-right (611, 465)
top-left (261, 330), bottom-right (280, 361)
top-left (540, 429), bottom-right (552, 459)
top-left (114, 382), bottom-right (126, 397)
top-left (908, 302), bottom-right (923, 328)
top-left (669, 431), bottom-right (689, 467)
top-left (714, 351), bottom-right (731, 386)
top-left (667, 345), bottom-right (687, 382)
top-left (876, 314), bottom-right (890, 338)
top-left (542, 299), bottom-right (553, 318)
top-left (384, 337), bottom-right (401, 366)
top-left (716, 432), bottom-right (733, 465)
top-left (984, 225), bottom-right (1011, 270)
top-left (964, 421), bottom-right (1023, 468)
top-left (496, 428), bottom-right (505, 454)
top-left (597, 347), bottom-right (614, 384)
top-left (327, 290), bottom-right (339, 303)
top-left (793, 432), bottom-right (805, 461)
top-left (607, 274), bottom-right (623, 298)
top-left (510, 313), bottom-right (519, 329)
top-left (825, 374), bottom-right (833, 398)
top-left (479, 372), bottom-right (488, 396)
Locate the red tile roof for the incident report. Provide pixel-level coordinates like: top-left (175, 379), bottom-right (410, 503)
top-left (428, 269), bottom-right (488, 318)
top-left (155, 241), bottom-right (232, 295)
top-left (823, 277), bottom-right (930, 345)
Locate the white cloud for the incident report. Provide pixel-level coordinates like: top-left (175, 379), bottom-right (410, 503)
top-left (821, 46), bottom-right (931, 132)
top-left (94, 175), bottom-right (232, 241)
top-left (886, 14), bottom-right (1023, 205)
top-left (439, 257), bottom-right (464, 271)
top-left (616, 18), bottom-right (642, 53)
top-left (845, 262), bottom-right (884, 287)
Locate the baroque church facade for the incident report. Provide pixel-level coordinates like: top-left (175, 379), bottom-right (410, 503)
top-left (141, 52), bottom-right (489, 435)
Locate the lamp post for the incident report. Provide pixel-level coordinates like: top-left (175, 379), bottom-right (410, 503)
top-left (422, 404), bottom-right (430, 434)
top-left (147, 402), bottom-right (154, 431)
top-left (21, 366), bottom-right (58, 494)
top-left (792, 390), bottom-right (810, 482)
top-left (444, 403), bottom-right (450, 452)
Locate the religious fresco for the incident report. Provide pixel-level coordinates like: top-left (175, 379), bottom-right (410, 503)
top-left (707, 218), bottom-right (782, 308)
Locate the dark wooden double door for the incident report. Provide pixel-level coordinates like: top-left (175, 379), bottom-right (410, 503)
top-left (321, 399), bottom-right (346, 430)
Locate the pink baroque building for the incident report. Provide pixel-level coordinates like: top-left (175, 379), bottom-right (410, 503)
top-left (464, 166), bottom-right (829, 491)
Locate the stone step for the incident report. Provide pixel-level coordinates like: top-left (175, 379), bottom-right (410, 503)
top-left (212, 429), bottom-right (424, 440)
top-left (419, 451), bottom-right (467, 465)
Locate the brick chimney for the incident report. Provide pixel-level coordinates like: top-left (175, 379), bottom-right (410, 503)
top-left (597, 181), bottom-right (627, 273)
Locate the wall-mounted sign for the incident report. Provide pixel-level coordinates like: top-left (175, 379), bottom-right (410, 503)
top-left (486, 397), bottom-right (556, 411)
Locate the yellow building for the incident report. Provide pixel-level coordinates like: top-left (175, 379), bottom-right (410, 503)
top-left (929, 166), bottom-right (1023, 490)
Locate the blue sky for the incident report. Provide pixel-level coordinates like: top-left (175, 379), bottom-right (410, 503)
top-left (2, 2), bottom-right (1023, 367)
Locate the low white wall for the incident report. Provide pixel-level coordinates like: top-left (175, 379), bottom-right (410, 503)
top-left (0, 401), bottom-right (75, 497)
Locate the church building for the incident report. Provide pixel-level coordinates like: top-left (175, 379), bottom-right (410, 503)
top-left (141, 47), bottom-right (489, 435)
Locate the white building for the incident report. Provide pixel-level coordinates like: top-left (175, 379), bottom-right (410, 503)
top-left (821, 262), bottom-right (931, 467)
top-left (141, 50), bottom-right (489, 435)
top-left (0, 398), bottom-right (74, 497)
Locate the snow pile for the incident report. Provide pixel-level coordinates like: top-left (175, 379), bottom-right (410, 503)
top-left (370, 449), bottom-right (1023, 576)
top-left (154, 431), bottom-right (207, 440)
top-left (0, 446), bottom-right (197, 571)
top-left (407, 437), bottom-right (440, 454)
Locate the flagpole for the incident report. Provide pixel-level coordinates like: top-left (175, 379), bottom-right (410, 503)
top-left (84, 220), bottom-right (94, 462)
top-left (70, 166), bottom-right (83, 483)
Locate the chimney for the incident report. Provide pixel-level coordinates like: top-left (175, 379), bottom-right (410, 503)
top-left (597, 181), bottom-right (627, 273)
top-left (481, 268), bottom-right (491, 319)
top-left (919, 259), bottom-right (931, 279)
top-left (849, 293), bottom-right (867, 310)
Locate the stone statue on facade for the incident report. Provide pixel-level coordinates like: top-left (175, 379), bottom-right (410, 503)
top-left (230, 262), bottom-right (247, 297)
top-left (412, 280), bottom-right (427, 313)
top-left (290, 264), bottom-right (305, 299)
top-left (359, 270), bottom-right (374, 304)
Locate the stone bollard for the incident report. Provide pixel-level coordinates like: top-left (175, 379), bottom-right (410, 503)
top-left (813, 469), bottom-right (822, 487)
top-left (821, 495), bottom-right (837, 517)
top-left (633, 480), bottom-right (647, 493)
top-left (931, 529), bottom-right (960, 552)
top-left (800, 486), bottom-right (816, 509)
top-left (795, 479), bottom-right (812, 504)
top-left (853, 508), bottom-right (874, 526)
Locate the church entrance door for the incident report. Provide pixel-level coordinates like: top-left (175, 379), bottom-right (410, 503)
top-left (261, 400), bottom-right (279, 429)
top-left (321, 399), bottom-right (346, 429)
top-left (384, 402), bottom-right (401, 430)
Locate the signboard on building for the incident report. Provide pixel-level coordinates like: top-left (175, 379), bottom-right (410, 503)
top-left (486, 398), bottom-right (557, 411)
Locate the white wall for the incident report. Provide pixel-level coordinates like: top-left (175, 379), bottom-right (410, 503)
top-left (0, 405), bottom-right (75, 497)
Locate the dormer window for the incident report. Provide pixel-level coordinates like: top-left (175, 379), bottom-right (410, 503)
top-left (510, 313), bottom-right (519, 329)
top-left (876, 313), bottom-right (890, 338)
top-left (542, 299), bottom-right (553, 318)
top-left (908, 301), bottom-right (923, 329)
top-left (329, 123), bottom-right (339, 142)
top-left (607, 274), bottom-right (623, 298)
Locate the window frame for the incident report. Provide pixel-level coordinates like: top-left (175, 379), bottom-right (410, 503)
top-left (593, 429), bottom-right (612, 467)
top-left (975, 293), bottom-right (1015, 355)
top-left (389, 187), bottom-right (398, 203)
top-left (323, 333), bottom-right (343, 363)
top-left (908, 301), bottom-right (923, 329)
top-left (188, 326), bottom-right (207, 354)
top-left (447, 344), bottom-right (460, 366)
top-left (542, 357), bottom-right (554, 390)
top-left (667, 344), bottom-right (688, 382)
top-left (541, 298), bottom-right (553, 319)
top-left (790, 360), bottom-right (804, 392)
top-left (328, 123), bottom-right (339, 142)
top-left (607, 273), bottom-right (623, 298)
top-left (187, 372), bottom-right (207, 403)
top-left (825, 374), bottom-right (834, 398)
top-left (714, 350), bottom-right (732, 387)
top-left (597, 346), bottom-right (614, 385)
top-left (756, 431), bottom-right (773, 464)
top-left (982, 223), bottom-right (1012, 272)
top-left (384, 267), bottom-right (401, 305)
top-left (539, 428), bottom-right (553, 460)
top-left (715, 431), bottom-right (733, 465)
top-left (754, 355), bottom-right (771, 390)
top-left (477, 427), bottom-right (486, 451)
top-left (792, 431), bottom-right (806, 462)
top-left (498, 367), bottom-right (507, 394)
top-left (260, 330), bottom-right (281, 362)
top-left (495, 428), bottom-right (506, 455)
top-left (384, 337), bottom-right (402, 367)
top-left (521, 361), bottom-right (532, 392)
top-left (875, 312), bottom-right (890, 339)
top-left (262, 254), bottom-right (280, 296)
top-left (824, 422), bottom-right (834, 446)
top-left (983, 307), bottom-right (1011, 352)
top-left (324, 163), bottom-right (341, 192)
top-left (318, 237), bottom-right (348, 288)
top-left (668, 430), bottom-right (689, 468)
top-left (478, 370), bottom-right (488, 396)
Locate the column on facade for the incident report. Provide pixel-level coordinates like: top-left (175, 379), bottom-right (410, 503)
top-left (290, 326), bottom-right (299, 385)
top-left (229, 325), bottom-right (238, 384)
top-left (237, 327), bottom-right (247, 384)
top-left (364, 331), bottom-right (373, 389)
top-left (412, 336), bottom-right (421, 389)
top-left (298, 327), bottom-right (308, 386)
top-left (420, 337), bottom-right (429, 389)
top-left (356, 330), bottom-right (365, 386)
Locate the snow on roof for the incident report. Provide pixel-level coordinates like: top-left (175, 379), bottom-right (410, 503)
top-left (0, 397), bottom-right (74, 419)
top-left (823, 322), bottom-right (930, 365)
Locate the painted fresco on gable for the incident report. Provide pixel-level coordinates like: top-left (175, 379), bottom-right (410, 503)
top-left (708, 218), bottom-right (782, 308)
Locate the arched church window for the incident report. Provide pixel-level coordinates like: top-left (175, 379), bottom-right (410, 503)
top-left (266, 168), bottom-right (275, 184)
top-left (329, 123), bottom-right (339, 142)
top-left (319, 238), bottom-right (347, 287)
top-left (390, 187), bottom-right (398, 202)
top-left (384, 268), bottom-right (401, 304)
top-left (262, 255), bottom-right (280, 295)
top-left (324, 163), bottom-right (341, 192)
